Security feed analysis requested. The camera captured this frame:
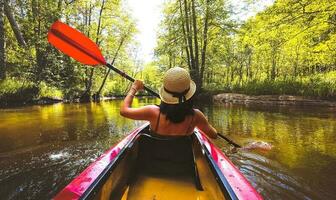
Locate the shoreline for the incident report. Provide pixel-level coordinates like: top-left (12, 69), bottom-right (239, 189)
top-left (2, 93), bottom-right (336, 108)
top-left (213, 93), bottom-right (336, 107)
top-left (0, 95), bottom-right (157, 108)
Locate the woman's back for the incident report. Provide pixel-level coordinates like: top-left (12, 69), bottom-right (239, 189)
top-left (149, 106), bottom-right (195, 136)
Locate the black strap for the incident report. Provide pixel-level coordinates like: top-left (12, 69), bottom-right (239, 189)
top-left (155, 112), bottom-right (161, 133)
top-left (164, 87), bottom-right (190, 103)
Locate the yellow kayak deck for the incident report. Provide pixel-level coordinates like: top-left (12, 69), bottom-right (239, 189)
top-left (122, 173), bottom-right (211, 200)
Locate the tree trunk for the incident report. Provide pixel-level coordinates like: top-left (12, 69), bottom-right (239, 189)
top-left (199, 0), bottom-right (209, 90)
top-left (183, 0), bottom-right (195, 73)
top-left (57, 0), bottom-right (62, 11)
top-left (230, 65), bottom-right (234, 83)
top-left (95, 34), bottom-right (126, 99)
top-left (271, 53), bottom-right (276, 80)
top-left (246, 54), bottom-right (251, 81)
top-left (270, 40), bottom-right (279, 80)
top-left (32, 0), bottom-right (44, 83)
top-left (239, 61), bottom-right (243, 86)
top-left (226, 67), bottom-right (229, 85)
top-left (169, 51), bottom-right (172, 68)
top-left (82, 0), bottom-right (105, 101)
top-left (293, 52), bottom-right (299, 78)
top-left (83, 3), bottom-right (92, 95)
top-left (4, 0), bottom-right (26, 46)
top-left (0, 0), bottom-right (4, 80)
top-left (191, 0), bottom-right (200, 88)
top-left (245, 48), bottom-right (252, 81)
top-left (89, 0), bottom-right (105, 92)
top-left (178, 0), bottom-right (191, 69)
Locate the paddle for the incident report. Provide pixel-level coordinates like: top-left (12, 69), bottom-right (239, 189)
top-left (47, 20), bottom-right (159, 98)
top-left (218, 133), bottom-right (241, 148)
top-left (47, 20), bottom-right (241, 148)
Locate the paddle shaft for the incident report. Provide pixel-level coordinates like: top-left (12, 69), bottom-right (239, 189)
top-left (106, 63), bottom-right (160, 98)
top-left (218, 133), bottom-right (242, 148)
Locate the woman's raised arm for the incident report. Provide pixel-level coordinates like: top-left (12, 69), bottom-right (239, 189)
top-left (194, 109), bottom-right (218, 139)
top-left (120, 80), bottom-right (156, 120)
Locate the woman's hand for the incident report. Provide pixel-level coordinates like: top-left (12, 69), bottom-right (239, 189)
top-left (121, 79), bottom-right (155, 121)
top-left (131, 80), bottom-right (144, 91)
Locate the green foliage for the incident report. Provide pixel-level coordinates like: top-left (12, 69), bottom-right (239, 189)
top-left (211, 71), bottom-right (336, 100)
top-left (0, 78), bottom-right (39, 104)
top-left (156, 0), bottom-right (336, 99)
top-left (2, 0), bottom-right (336, 104)
top-left (141, 63), bottom-right (163, 91)
top-left (155, 0), bottom-right (234, 88)
top-left (38, 82), bottom-right (63, 99)
top-left (104, 78), bottom-right (129, 96)
top-left (2, 0), bottom-right (138, 104)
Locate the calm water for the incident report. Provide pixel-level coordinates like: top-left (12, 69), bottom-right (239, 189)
top-left (0, 98), bottom-right (335, 199)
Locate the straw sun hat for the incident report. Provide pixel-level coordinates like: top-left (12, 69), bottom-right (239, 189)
top-left (159, 67), bottom-right (196, 104)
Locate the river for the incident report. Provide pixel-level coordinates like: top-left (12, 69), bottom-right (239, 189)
top-left (0, 98), bottom-right (335, 199)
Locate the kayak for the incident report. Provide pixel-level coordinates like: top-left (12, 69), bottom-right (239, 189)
top-left (54, 123), bottom-right (263, 200)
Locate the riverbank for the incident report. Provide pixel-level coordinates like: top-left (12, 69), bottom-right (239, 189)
top-left (213, 93), bottom-right (336, 107)
top-left (0, 97), bottom-right (64, 108)
top-left (0, 95), bottom-right (157, 108)
top-left (2, 93), bottom-right (336, 108)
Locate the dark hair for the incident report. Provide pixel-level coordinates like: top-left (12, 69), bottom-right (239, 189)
top-left (159, 98), bottom-right (195, 123)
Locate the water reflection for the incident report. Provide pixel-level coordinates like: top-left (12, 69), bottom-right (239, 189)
top-left (0, 99), bottom-right (159, 199)
top-left (0, 99), bottom-right (155, 153)
top-left (204, 104), bottom-right (336, 200)
top-left (0, 100), bottom-right (335, 199)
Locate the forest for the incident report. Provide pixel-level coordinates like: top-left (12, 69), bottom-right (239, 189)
top-left (0, 0), bottom-right (336, 105)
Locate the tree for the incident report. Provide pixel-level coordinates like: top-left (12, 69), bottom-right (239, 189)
top-left (4, 0), bottom-right (26, 46)
top-left (156, 0), bottom-right (233, 91)
top-left (0, 0), bottom-right (4, 80)
top-left (1, 0), bottom-right (138, 102)
top-left (81, 0), bottom-right (106, 102)
top-left (156, 0), bottom-right (336, 98)
top-left (95, 31), bottom-right (127, 99)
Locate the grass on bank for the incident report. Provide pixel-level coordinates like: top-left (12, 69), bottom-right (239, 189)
top-left (205, 71), bottom-right (336, 100)
top-left (1, 71), bottom-right (335, 105)
top-left (0, 79), bottom-right (64, 105)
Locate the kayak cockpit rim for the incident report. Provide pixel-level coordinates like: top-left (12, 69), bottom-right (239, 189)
top-left (194, 130), bottom-right (238, 200)
top-left (77, 126), bottom-right (143, 200)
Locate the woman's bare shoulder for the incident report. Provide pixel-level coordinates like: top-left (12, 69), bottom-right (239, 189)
top-left (193, 109), bottom-right (208, 123)
top-left (144, 105), bottom-right (160, 110)
top-left (193, 108), bottom-right (201, 113)
top-left (143, 105), bottom-right (160, 115)
top-left (194, 109), bottom-right (205, 117)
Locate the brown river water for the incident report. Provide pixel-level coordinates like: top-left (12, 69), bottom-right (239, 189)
top-left (0, 98), bottom-right (335, 200)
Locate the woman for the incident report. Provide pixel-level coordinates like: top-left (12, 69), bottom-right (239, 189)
top-left (120, 67), bottom-right (217, 139)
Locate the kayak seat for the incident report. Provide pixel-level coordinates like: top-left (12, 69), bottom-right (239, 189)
top-left (135, 132), bottom-right (203, 190)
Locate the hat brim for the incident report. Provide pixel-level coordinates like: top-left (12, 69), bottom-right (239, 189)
top-left (159, 80), bottom-right (196, 104)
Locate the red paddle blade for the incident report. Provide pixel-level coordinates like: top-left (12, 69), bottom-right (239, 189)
top-left (48, 21), bottom-right (106, 66)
